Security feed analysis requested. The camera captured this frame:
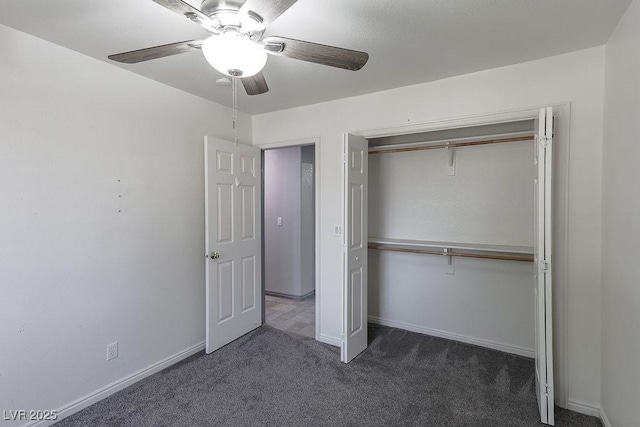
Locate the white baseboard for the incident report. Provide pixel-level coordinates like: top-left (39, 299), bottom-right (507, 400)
top-left (368, 316), bottom-right (535, 358)
top-left (265, 290), bottom-right (315, 301)
top-left (23, 341), bottom-right (205, 427)
top-left (599, 407), bottom-right (612, 427)
top-left (566, 399), bottom-right (602, 418)
top-left (318, 334), bottom-right (342, 348)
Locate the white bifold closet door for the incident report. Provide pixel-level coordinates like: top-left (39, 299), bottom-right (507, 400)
top-left (204, 136), bottom-right (262, 354)
top-left (534, 107), bottom-right (554, 425)
top-left (342, 133), bottom-right (368, 363)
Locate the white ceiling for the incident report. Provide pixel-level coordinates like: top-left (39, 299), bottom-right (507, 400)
top-left (0, 0), bottom-right (631, 115)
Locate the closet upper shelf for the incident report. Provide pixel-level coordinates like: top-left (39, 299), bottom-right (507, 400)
top-left (368, 238), bottom-right (534, 262)
top-left (368, 132), bottom-right (534, 155)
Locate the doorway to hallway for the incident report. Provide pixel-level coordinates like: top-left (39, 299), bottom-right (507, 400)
top-left (262, 144), bottom-right (316, 338)
top-left (265, 294), bottom-right (315, 338)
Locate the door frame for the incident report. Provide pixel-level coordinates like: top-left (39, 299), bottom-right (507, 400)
top-left (347, 103), bottom-right (571, 409)
top-left (255, 137), bottom-right (321, 340)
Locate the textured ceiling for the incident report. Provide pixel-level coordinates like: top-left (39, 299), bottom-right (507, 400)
top-left (0, 0), bottom-right (632, 114)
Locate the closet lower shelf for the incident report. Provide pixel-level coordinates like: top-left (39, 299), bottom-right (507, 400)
top-left (368, 238), bottom-right (534, 263)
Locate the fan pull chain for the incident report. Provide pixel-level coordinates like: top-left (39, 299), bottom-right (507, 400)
top-left (232, 77), bottom-right (238, 146)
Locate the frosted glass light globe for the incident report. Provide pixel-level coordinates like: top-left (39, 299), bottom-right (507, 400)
top-left (202, 33), bottom-right (267, 78)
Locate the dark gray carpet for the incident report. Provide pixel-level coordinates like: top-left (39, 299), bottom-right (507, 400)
top-left (56, 325), bottom-right (601, 426)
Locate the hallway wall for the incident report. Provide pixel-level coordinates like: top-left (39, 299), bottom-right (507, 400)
top-left (264, 146), bottom-right (315, 298)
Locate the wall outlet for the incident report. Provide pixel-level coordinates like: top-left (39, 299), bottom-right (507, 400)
top-left (333, 225), bottom-right (343, 236)
top-left (106, 342), bottom-right (118, 361)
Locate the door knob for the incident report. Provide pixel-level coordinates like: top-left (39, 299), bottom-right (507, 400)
top-left (210, 252), bottom-right (220, 260)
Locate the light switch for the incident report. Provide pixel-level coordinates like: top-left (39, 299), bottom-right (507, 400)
top-left (277, 217), bottom-right (283, 227)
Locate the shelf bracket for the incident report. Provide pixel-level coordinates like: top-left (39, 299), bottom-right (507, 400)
top-left (444, 248), bottom-right (455, 275)
top-left (446, 142), bottom-right (456, 176)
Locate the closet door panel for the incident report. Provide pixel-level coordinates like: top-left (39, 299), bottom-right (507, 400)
top-left (342, 133), bottom-right (368, 363)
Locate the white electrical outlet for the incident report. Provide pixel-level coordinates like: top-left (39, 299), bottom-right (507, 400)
top-left (333, 225), bottom-right (343, 236)
top-left (106, 342), bottom-right (118, 361)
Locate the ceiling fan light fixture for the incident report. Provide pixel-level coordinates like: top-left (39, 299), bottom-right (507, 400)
top-left (202, 32), bottom-right (267, 78)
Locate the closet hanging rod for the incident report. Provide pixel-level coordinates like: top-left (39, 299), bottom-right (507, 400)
top-left (369, 135), bottom-right (534, 155)
top-left (368, 237), bottom-right (534, 255)
top-left (368, 243), bottom-right (534, 263)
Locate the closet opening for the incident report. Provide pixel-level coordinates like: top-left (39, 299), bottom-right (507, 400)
top-left (343, 108), bottom-right (559, 424)
top-left (366, 120), bottom-right (537, 355)
top-left (261, 144), bottom-right (316, 338)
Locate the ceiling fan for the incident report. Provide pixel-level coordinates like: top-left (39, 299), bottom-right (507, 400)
top-left (108, 0), bottom-right (370, 95)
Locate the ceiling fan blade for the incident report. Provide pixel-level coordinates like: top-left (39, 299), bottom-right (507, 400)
top-left (241, 72), bottom-right (269, 95)
top-left (152, 0), bottom-right (218, 32)
top-left (263, 36), bottom-right (369, 71)
top-left (239, 0), bottom-right (298, 27)
top-left (108, 40), bottom-right (203, 64)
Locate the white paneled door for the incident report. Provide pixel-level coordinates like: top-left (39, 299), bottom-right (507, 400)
top-left (205, 137), bottom-right (262, 354)
top-left (534, 108), bottom-right (555, 425)
top-left (342, 133), bottom-right (368, 363)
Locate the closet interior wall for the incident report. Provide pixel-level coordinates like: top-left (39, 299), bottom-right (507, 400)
top-left (367, 121), bottom-right (537, 357)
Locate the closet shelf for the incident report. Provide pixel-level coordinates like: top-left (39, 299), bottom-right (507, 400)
top-left (368, 134), bottom-right (534, 155)
top-left (368, 238), bottom-right (534, 262)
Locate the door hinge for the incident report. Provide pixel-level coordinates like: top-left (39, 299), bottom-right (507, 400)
top-left (543, 384), bottom-right (550, 396)
top-left (538, 260), bottom-right (550, 272)
top-left (540, 135), bottom-right (552, 148)
top-left (343, 153), bottom-right (347, 163)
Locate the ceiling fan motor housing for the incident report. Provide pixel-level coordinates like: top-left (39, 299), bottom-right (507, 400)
top-left (200, 0), bottom-right (265, 38)
top-left (200, 0), bottom-right (244, 16)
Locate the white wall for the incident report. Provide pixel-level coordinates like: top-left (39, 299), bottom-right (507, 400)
top-left (369, 140), bottom-right (535, 245)
top-left (264, 147), bottom-right (302, 297)
top-left (252, 47), bottom-right (605, 410)
top-left (602, 0), bottom-right (640, 425)
top-left (0, 24), bottom-right (251, 425)
top-left (368, 139), bottom-right (536, 355)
